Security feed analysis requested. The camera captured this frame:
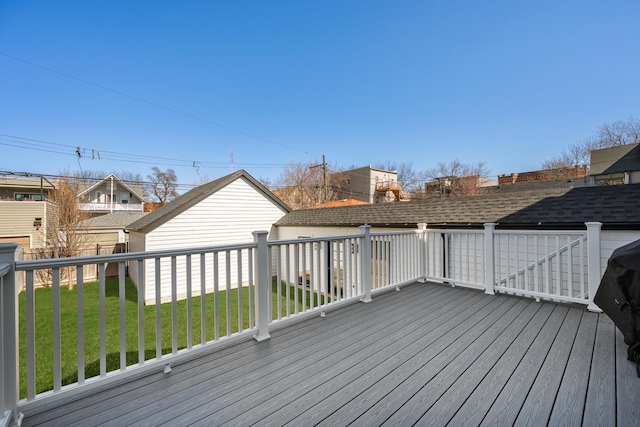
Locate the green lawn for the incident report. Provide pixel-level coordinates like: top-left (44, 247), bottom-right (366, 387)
top-left (18, 277), bottom-right (314, 398)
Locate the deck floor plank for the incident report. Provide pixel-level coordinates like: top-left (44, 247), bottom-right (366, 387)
top-left (412, 300), bottom-right (543, 426)
top-left (249, 292), bottom-right (505, 427)
top-left (167, 288), bottom-right (489, 426)
top-left (547, 310), bottom-right (598, 427)
top-left (130, 285), bottom-right (472, 426)
top-left (513, 307), bottom-right (584, 426)
top-left (615, 327), bottom-right (640, 427)
top-left (583, 315), bottom-right (616, 426)
top-left (18, 282), bottom-right (639, 427)
top-left (478, 304), bottom-right (570, 426)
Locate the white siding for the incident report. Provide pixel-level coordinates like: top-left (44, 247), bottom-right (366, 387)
top-left (601, 230), bottom-right (640, 273)
top-left (141, 178), bottom-right (287, 304)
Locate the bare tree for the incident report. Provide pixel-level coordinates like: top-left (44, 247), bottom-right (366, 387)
top-left (542, 117), bottom-right (640, 176)
top-left (274, 161), bottom-right (345, 209)
top-left (147, 167), bottom-right (179, 205)
top-left (422, 160), bottom-right (489, 198)
top-left (37, 175), bottom-right (94, 289)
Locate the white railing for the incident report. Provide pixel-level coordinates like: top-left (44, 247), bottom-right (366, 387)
top-left (494, 231), bottom-right (588, 304)
top-left (0, 222), bottom-right (604, 422)
top-left (78, 202), bottom-right (144, 212)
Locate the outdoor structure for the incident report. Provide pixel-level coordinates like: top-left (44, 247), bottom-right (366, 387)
top-left (77, 173), bottom-right (145, 214)
top-left (0, 175), bottom-right (58, 248)
top-left (498, 165), bottom-right (588, 185)
top-left (335, 166), bottom-right (409, 203)
top-left (77, 211), bottom-right (147, 246)
top-left (127, 170), bottom-right (290, 304)
top-left (0, 200), bottom-right (56, 249)
top-left (589, 143), bottom-right (640, 186)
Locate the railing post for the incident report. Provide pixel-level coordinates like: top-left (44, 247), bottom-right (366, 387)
top-left (360, 225), bottom-right (372, 303)
top-left (484, 223), bottom-right (496, 295)
top-left (0, 244), bottom-right (19, 426)
top-left (586, 222), bottom-right (603, 312)
top-left (417, 223), bottom-right (427, 283)
top-left (253, 231), bottom-right (271, 341)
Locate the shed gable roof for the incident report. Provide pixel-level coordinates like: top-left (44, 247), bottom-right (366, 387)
top-left (128, 170), bottom-right (290, 233)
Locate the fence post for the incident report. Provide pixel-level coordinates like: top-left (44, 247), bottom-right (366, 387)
top-left (253, 231), bottom-right (271, 341)
top-left (586, 222), bottom-right (603, 312)
top-left (0, 244), bottom-right (19, 426)
top-left (360, 225), bottom-right (372, 303)
top-left (417, 223), bottom-right (427, 282)
top-left (484, 223), bottom-right (496, 295)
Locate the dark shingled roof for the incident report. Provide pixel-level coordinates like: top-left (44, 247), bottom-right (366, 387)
top-left (128, 170), bottom-right (290, 234)
top-left (276, 184), bottom-right (640, 229)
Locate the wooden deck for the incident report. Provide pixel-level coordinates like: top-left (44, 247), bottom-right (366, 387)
top-left (21, 282), bottom-right (640, 426)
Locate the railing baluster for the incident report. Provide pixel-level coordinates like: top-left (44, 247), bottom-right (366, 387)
top-left (200, 253), bottom-right (206, 344)
top-left (99, 263), bottom-right (107, 375)
top-left (248, 248), bottom-right (255, 327)
top-left (214, 252), bottom-right (219, 341)
top-left (186, 254), bottom-right (192, 350)
top-left (119, 261), bottom-right (127, 370)
top-left (567, 236), bottom-right (573, 298)
top-left (284, 244), bottom-right (291, 316)
top-left (52, 267), bottom-right (61, 391)
top-left (293, 244), bottom-right (299, 314)
top-left (26, 269), bottom-right (36, 400)
top-left (154, 258), bottom-right (162, 360)
top-left (237, 250), bottom-right (243, 332)
top-left (137, 259), bottom-right (145, 364)
top-left (171, 256), bottom-right (178, 354)
top-left (276, 246), bottom-right (282, 320)
top-left (225, 251), bottom-right (231, 337)
top-left (76, 266), bottom-right (85, 384)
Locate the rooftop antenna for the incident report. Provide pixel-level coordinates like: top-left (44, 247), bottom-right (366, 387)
top-left (230, 152), bottom-right (234, 173)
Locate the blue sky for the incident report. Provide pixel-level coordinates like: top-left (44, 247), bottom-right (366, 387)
top-left (1, 1), bottom-right (639, 189)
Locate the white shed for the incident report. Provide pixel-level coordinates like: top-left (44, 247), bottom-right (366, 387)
top-left (127, 170), bottom-right (290, 304)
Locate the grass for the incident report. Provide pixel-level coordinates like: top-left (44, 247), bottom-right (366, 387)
top-left (18, 277), bottom-right (314, 399)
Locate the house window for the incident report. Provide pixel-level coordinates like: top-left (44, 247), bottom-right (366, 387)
top-left (14, 193), bottom-right (44, 201)
top-left (121, 192), bottom-right (129, 204)
top-left (96, 191), bottom-right (102, 203)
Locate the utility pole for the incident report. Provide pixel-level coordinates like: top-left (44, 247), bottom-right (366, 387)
top-left (310, 154), bottom-right (328, 202)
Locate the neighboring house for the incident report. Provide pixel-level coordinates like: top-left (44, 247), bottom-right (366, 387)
top-left (275, 184), bottom-right (640, 275)
top-left (127, 170), bottom-right (291, 304)
top-left (0, 200), bottom-right (57, 248)
top-left (589, 143), bottom-right (640, 185)
top-left (0, 175), bottom-right (58, 248)
top-left (335, 166), bottom-right (409, 203)
top-left (498, 166), bottom-right (588, 185)
top-left (0, 174), bottom-right (57, 201)
top-left (77, 211), bottom-right (148, 246)
top-left (77, 173), bottom-right (145, 214)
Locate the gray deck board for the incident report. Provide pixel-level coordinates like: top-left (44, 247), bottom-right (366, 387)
top-left (616, 327), bottom-right (640, 427)
top-left (19, 282), bottom-right (640, 427)
top-left (547, 311), bottom-right (598, 427)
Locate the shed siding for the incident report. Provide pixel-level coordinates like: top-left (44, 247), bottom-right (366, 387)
top-left (128, 231), bottom-right (146, 291)
top-left (600, 230), bottom-right (640, 273)
top-left (141, 178), bottom-right (287, 303)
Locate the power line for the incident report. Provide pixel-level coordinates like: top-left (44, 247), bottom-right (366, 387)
top-left (0, 133), bottom-right (290, 170)
top-left (0, 51), bottom-right (315, 156)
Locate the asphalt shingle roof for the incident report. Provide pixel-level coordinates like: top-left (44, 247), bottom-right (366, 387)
top-left (276, 184), bottom-right (640, 229)
top-left (78, 212), bottom-right (148, 229)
